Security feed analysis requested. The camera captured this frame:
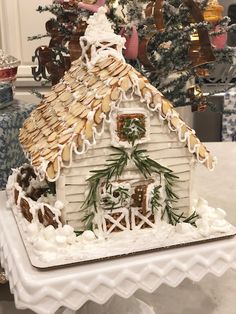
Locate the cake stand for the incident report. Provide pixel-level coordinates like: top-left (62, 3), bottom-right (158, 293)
top-left (0, 188), bottom-right (236, 314)
top-left (1, 142), bottom-right (236, 314)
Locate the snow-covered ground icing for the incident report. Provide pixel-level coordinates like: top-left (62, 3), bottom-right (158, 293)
top-left (7, 196), bottom-right (236, 268)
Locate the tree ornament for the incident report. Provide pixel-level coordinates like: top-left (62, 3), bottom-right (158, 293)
top-left (138, 1), bottom-right (158, 69)
top-left (203, 0), bottom-right (224, 24)
top-left (32, 0), bottom-right (88, 85)
top-left (119, 26), bottom-right (139, 60)
top-left (211, 26), bottom-right (227, 49)
top-left (78, 0), bottom-right (106, 13)
top-left (188, 84), bottom-right (207, 112)
top-left (139, 0), bottom-right (215, 69)
top-left (203, 0), bottom-right (227, 49)
top-left (184, 0), bottom-right (215, 67)
top-left (196, 67), bottom-right (209, 77)
top-left (145, 1), bottom-right (155, 18)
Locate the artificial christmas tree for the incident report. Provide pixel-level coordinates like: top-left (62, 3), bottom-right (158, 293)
top-left (30, 0), bottom-right (236, 111)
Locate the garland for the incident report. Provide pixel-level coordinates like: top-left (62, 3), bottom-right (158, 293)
top-left (83, 146), bottom-right (198, 227)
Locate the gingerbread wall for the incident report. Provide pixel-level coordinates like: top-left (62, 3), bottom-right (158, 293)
top-left (56, 98), bottom-right (193, 230)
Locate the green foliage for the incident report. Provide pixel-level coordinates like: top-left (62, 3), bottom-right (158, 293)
top-left (100, 185), bottom-right (130, 210)
top-left (120, 117), bottom-right (146, 146)
top-left (46, 181), bottom-right (56, 195)
top-left (131, 147), bottom-right (198, 226)
top-left (150, 185), bottom-right (162, 213)
top-left (33, 0), bottom-right (236, 109)
top-left (131, 147), bottom-right (178, 179)
top-left (82, 212), bottom-right (95, 230)
top-left (83, 147), bottom-right (129, 211)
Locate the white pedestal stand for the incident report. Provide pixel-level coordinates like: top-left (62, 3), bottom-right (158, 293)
top-left (1, 191), bottom-right (236, 314)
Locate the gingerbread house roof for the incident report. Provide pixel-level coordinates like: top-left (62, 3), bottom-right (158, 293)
top-left (19, 9), bottom-right (216, 182)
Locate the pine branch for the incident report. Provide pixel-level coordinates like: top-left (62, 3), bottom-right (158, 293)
top-left (82, 212), bottom-right (95, 230)
top-left (150, 185), bottom-right (162, 213)
top-left (83, 147), bottom-right (129, 211)
top-left (120, 117), bottom-right (146, 146)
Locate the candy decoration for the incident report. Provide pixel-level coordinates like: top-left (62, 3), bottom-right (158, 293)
top-left (78, 0), bottom-right (106, 13)
top-left (119, 26), bottom-right (139, 60)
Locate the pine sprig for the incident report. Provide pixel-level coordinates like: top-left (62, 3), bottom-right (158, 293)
top-left (130, 147), bottom-right (197, 226)
top-left (121, 118), bottom-right (146, 146)
top-left (131, 147), bottom-right (178, 179)
top-left (82, 212), bottom-right (95, 230)
top-left (183, 211), bottom-right (199, 226)
top-left (83, 147), bottom-right (129, 211)
top-left (150, 185), bottom-right (162, 213)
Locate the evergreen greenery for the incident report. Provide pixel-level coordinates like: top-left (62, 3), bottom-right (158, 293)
top-left (150, 185), bottom-right (162, 213)
top-left (100, 185), bottom-right (130, 210)
top-left (83, 147), bottom-right (129, 211)
top-left (31, 0), bottom-right (236, 109)
top-left (84, 146), bottom-right (199, 227)
top-left (120, 117), bottom-right (146, 146)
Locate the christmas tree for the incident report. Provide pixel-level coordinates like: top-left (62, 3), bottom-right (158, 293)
top-left (30, 0), bottom-right (236, 111)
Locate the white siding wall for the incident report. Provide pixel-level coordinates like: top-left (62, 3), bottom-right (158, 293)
top-left (59, 99), bottom-right (193, 230)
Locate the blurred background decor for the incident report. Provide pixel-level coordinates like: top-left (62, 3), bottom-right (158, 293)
top-left (0, 49), bottom-right (20, 109)
top-left (30, 0), bottom-right (236, 113)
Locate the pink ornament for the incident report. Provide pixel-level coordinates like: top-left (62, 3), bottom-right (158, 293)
top-left (211, 26), bottom-right (227, 49)
top-left (119, 26), bottom-right (139, 60)
top-left (78, 0), bottom-right (106, 13)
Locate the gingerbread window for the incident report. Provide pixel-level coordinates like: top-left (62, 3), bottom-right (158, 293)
top-left (117, 113), bottom-right (146, 143)
top-left (110, 109), bottom-right (150, 147)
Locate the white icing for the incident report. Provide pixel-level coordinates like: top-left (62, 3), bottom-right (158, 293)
top-left (110, 107), bottom-right (150, 148)
top-left (6, 169), bottom-right (63, 228)
top-left (8, 191), bottom-right (235, 265)
top-left (26, 9), bottom-right (216, 182)
top-left (55, 200), bottom-right (64, 210)
top-left (87, 110), bottom-right (95, 121)
top-left (80, 7), bottom-right (125, 68)
top-left (82, 230), bottom-right (96, 241)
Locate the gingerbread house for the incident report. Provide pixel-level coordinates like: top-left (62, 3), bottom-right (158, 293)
top-left (13, 8), bottom-right (216, 237)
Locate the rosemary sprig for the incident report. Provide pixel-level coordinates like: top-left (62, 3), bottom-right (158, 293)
top-left (100, 185), bottom-right (130, 210)
top-left (83, 147), bottom-right (129, 211)
top-left (183, 210), bottom-right (199, 227)
top-left (131, 147), bottom-right (178, 179)
top-left (121, 117), bottom-right (146, 146)
top-left (82, 212), bottom-right (95, 231)
top-left (150, 185), bottom-right (162, 213)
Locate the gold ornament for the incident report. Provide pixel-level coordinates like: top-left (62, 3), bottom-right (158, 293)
top-left (203, 0), bottom-right (224, 24)
top-left (184, 0), bottom-right (215, 67)
top-left (188, 85), bottom-right (207, 112)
